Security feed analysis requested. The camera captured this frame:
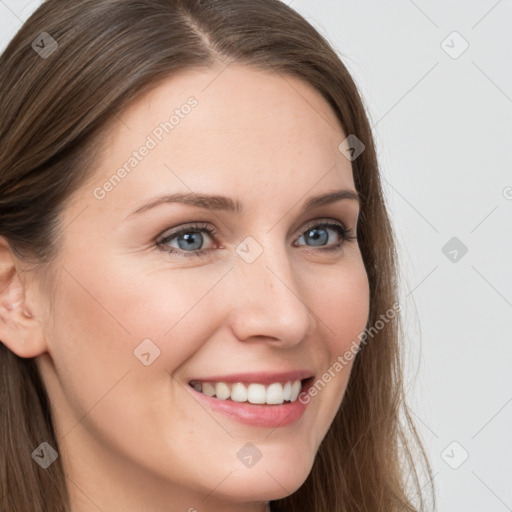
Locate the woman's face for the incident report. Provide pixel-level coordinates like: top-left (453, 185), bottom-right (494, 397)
top-left (32, 64), bottom-right (370, 511)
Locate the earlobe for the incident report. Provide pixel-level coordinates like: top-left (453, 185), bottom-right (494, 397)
top-left (0, 238), bottom-right (47, 358)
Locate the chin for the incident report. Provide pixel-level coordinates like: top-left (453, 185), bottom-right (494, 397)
top-left (212, 450), bottom-right (314, 502)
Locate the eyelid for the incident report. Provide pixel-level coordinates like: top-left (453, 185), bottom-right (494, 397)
top-left (155, 221), bottom-right (216, 245)
top-left (301, 217), bottom-right (345, 230)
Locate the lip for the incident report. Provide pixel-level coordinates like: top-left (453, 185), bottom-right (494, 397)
top-left (187, 369), bottom-right (314, 385)
top-left (187, 376), bottom-right (315, 428)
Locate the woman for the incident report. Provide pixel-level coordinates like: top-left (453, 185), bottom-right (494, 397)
top-left (0, 0), bottom-right (435, 511)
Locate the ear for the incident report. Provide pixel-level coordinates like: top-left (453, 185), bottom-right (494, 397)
top-left (0, 236), bottom-right (48, 358)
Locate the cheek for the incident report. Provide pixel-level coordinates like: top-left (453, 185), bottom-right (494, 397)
top-left (111, 262), bottom-right (232, 367)
top-left (311, 260), bottom-right (369, 391)
top-left (45, 256), bottom-right (226, 474)
top-left (45, 260), bottom-right (143, 430)
top-left (310, 259), bottom-right (370, 354)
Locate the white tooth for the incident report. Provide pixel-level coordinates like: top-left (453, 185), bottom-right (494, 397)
top-left (266, 382), bottom-right (284, 404)
top-left (202, 382), bottom-right (216, 397)
top-left (193, 382), bottom-right (202, 392)
top-left (247, 383), bottom-right (266, 404)
top-left (290, 380), bottom-right (302, 402)
top-left (231, 383), bottom-right (248, 402)
top-left (215, 382), bottom-right (230, 400)
top-left (282, 381), bottom-right (292, 401)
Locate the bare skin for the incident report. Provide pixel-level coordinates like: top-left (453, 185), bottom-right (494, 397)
top-left (0, 64), bottom-right (370, 512)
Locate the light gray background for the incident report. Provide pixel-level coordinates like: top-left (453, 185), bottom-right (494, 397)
top-left (1, 1), bottom-right (511, 510)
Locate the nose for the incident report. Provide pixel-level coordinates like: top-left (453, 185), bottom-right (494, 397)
top-left (227, 239), bottom-right (318, 347)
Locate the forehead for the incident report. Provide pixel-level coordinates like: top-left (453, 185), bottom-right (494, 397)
top-left (84, 64), bottom-right (356, 214)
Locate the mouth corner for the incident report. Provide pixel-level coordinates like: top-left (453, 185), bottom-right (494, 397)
top-left (301, 375), bottom-right (314, 389)
top-left (188, 380), bottom-right (201, 390)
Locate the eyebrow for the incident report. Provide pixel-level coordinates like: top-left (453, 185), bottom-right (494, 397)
top-left (125, 188), bottom-right (361, 219)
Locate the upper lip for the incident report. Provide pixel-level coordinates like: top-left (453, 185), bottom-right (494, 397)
top-left (188, 369), bottom-right (314, 385)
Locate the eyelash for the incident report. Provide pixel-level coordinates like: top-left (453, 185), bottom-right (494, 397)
top-left (156, 220), bottom-right (357, 258)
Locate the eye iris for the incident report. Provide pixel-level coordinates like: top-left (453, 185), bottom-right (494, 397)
top-left (305, 227), bottom-right (328, 246)
top-left (178, 232), bottom-right (203, 250)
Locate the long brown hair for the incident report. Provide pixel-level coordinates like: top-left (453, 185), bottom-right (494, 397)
top-left (0, 1), bottom-right (436, 510)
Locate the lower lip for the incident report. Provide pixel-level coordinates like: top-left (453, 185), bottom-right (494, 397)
top-left (187, 378), bottom-right (314, 428)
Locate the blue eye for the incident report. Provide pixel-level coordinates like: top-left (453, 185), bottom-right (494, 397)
top-left (294, 222), bottom-right (356, 251)
top-left (156, 220), bottom-right (356, 258)
top-left (157, 222), bottom-right (216, 258)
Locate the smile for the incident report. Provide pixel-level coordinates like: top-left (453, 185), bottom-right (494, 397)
top-left (187, 377), bottom-right (314, 428)
top-left (189, 379), bottom-right (305, 405)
